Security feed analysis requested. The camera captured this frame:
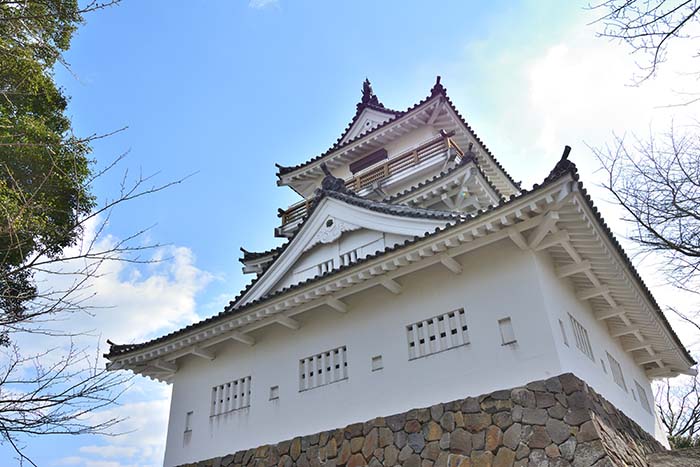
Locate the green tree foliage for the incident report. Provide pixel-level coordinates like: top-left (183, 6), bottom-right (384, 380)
top-left (0, 1), bottom-right (102, 344)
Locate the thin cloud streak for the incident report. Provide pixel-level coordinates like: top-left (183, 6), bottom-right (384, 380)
top-left (248, 0), bottom-right (279, 9)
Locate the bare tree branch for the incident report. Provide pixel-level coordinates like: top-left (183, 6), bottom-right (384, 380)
top-left (590, 0), bottom-right (700, 83)
top-left (656, 374), bottom-right (700, 447)
top-left (592, 124), bottom-right (700, 291)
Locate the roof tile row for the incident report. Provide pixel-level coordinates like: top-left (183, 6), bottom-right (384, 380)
top-left (107, 151), bottom-right (694, 366)
top-left (107, 154), bottom-right (566, 358)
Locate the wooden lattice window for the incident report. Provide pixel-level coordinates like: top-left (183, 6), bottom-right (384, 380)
top-left (569, 314), bottom-right (594, 361)
top-left (299, 346), bottom-right (348, 391)
top-left (635, 380), bottom-right (651, 413)
top-left (607, 352), bottom-right (628, 391)
top-left (406, 309), bottom-right (469, 360)
top-left (210, 376), bottom-right (251, 416)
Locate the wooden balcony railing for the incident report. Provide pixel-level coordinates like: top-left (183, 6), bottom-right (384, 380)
top-left (278, 134), bottom-right (464, 228)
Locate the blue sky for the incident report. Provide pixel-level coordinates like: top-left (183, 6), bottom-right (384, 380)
top-left (61, 0), bottom-right (574, 287)
top-left (4, 1), bottom-right (698, 466)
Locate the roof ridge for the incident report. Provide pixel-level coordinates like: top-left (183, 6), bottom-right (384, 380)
top-left (276, 77), bottom-right (521, 203)
top-left (106, 154), bottom-right (580, 359)
top-left (382, 153), bottom-right (501, 204)
top-left (276, 78), bottom-right (441, 177)
top-left (275, 79), bottom-right (402, 175)
top-left (438, 85), bottom-right (520, 193)
top-left (108, 143), bottom-right (695, 371)
top-left (359, 78), bottom-right (387, 110)
top-left (239, 245), bottom-right (286, 263)
top-left (542, 145), bottom-right (576, 184)
top-left (314, 162), bottom-right (465, 219)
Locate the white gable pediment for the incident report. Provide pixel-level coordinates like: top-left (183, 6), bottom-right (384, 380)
top-left (303, 216), bottom-right (362, 252)
top-left (340, 108), bottom-right (395, 145)
top-left (236, 197), bottom-right (452, 306)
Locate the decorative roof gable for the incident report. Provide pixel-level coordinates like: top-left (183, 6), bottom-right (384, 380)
top-left (275, 77), bottom-right (520, 200)
top-left (337, 79), bottom-right (398, 145)
top-left (236, 168), bottom-right (462, 306)
top-left (105, 154), bottom-right (695, 379)
top-left (339, 107), bottom-right (395, 145)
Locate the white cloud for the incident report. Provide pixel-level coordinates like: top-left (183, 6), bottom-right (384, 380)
top-left (55, 459), bottom-right (143, 467)
top-left (38, 9), bottom-right (700, 467)
top-left (55, 459), bottom-right (140, 467)
top-left (442, 12), bottom-right (700, 358)
top-left (49, 377), bottom-right (172, 467)
top-left (248, 0), bottom-right (278, 9)
top-left (79, 445), bottom-right (138, 458)
top-left (54, 457), bottom-right (86, 466)
top-left (83, 462), bottom-right (139, 467)
top-left (76, 383), bottom-right (171, 467)
top-left (521, 27), bottom-right (700, 343)
top-left (16, 224), bottom-right (212, 358)
top-left (10, 218), bottom-right (211, 467)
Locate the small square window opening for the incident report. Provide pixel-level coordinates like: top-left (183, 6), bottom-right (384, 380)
top-left (184, 411), bottom-right (193, 432)
top-left (498, 317), bottom-right (516, 345)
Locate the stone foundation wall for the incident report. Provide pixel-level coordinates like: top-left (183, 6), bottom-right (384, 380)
top-left (179, 373), bottom-right (665, 467)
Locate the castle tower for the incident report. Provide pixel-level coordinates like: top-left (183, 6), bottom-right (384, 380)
top-left (105, 78), bottom-right (695, 467)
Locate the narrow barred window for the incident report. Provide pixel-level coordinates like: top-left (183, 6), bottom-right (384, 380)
top-left (607, 352), bottom-right (627, 391)
top-left (635, 380), bottom-right (652, 413)
top-left (406, 309), bottom-right (469, 360)
top-left (210, 376), bottom-right (251, 416)
top-left (299, 346), bottom-right (348, 391)
top-left (569, 314), bottom-right (594, 360)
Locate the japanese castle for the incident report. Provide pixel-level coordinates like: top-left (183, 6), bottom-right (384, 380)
top-left (106, 78), bottom-right (695, 467)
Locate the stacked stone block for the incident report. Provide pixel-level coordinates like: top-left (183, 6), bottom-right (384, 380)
top-left (180, 373), bottom-right (665, 467)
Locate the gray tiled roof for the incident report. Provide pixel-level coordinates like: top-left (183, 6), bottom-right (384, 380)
top-left (106, 153), bottom-right (694, 367)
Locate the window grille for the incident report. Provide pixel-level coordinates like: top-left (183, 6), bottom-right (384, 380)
top-left (407, 309), bottom-right (469, 360)
top-left (210, 376), bottom-right (251, 416)
top-left (299, 346), bottom-right (348, 391)
top-left (569, 314), bottom-right (594, 360)
top-left (607, 352), bottom-right (627, 391)
top-left (340, 248), bottom-right (359, 267)
top-left (635, 380), bottom-right (652, 413)
top-left (317, 258), bottom-right (334, 276)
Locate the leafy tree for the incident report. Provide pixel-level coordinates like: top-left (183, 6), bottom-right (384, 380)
top-left (0, 1), bottom-right (104, 343)
top-left (0, 2), bottom-right (185, 465)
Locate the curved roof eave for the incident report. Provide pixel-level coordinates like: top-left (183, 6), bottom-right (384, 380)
top-left (106, 154), bottom-right (694, 371)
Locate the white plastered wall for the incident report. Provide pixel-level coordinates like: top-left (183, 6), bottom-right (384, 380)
top-left (163, 240), bottom-right (564, 466)
top-left (532, 252), bottom-right (669, 447)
